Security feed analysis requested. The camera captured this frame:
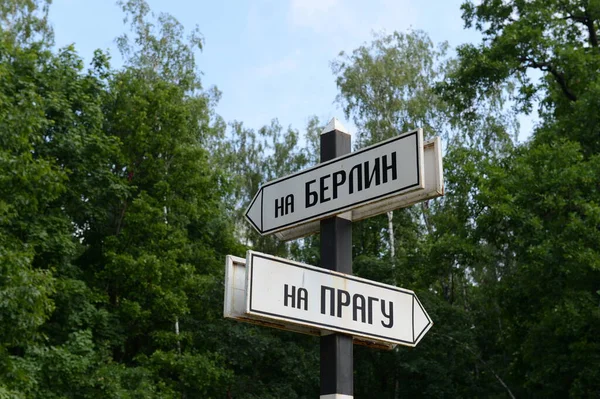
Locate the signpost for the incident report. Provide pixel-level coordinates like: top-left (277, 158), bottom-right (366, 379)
top-left (226, 118), bottom-right (443, 399)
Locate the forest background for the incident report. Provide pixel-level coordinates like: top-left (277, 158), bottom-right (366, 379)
top-left (1, 0), bottom-right (599, 398)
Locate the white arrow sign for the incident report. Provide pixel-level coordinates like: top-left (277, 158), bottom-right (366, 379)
top-left (246, 129), bottom-right (425, 236)
top-left (224, 254), bottom-right (396, 349)
top-left (245, 251), bottom-right (432, 347)
top-left (275, 136), bottom-right (444, 241)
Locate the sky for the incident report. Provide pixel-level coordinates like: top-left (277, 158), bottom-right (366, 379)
top-left (48, 0), bottom-right (535, 140)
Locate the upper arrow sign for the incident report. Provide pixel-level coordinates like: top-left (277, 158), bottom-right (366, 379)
top-left (246, 129), bottom-right (424, 236)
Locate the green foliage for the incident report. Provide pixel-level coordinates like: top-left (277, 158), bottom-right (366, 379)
top-left (0, 0), bottom-right (52, 45)
top-left (1, 0), bottom-right (238, 397)
top-left (433, 2), bottom-right (600, 395)
top-left (2, 0), bottom-right (599, 397)
top-left (473, 137), bottom-right (600, 397)
top-left (0, 2), bottom-right (105, 394)
top-left (333, 30), bottom-right (450, 146)
top-left (116, 0), bottom-right (204, 91)
top-left (224, 118), bottom-right (317, 257)
top-left (330, 29), bottom-right (511, 398)
top-left (445, 0), bottom-right (600, 152)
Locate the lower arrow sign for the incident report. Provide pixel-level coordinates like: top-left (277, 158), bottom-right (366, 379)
top-left (245, 251), bottom-right (432, 347)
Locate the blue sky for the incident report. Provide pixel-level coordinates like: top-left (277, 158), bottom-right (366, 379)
top-left (49, 0), bottom-right (534, 138)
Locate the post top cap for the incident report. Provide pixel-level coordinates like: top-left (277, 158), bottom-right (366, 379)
top-left (321, 117), bottom-right (349, 135)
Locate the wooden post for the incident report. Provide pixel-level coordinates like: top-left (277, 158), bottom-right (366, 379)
top-left (320, 118), bottom-right (353, 399)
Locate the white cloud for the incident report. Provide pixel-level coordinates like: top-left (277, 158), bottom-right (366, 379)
top-left (372, 0), bottom-right (419, 33)
top-left (287, 0), bottom-right (418, 50)
top-left (253, 53), bottom-right (300, 78)
top-left (289, 0), bottom-right (342, 28)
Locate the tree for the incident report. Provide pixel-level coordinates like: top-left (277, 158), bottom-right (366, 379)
top-left (333, 31), bottom-right (450, 297)
top-left (75, 1), bottom-right (240, 396)
top-left (333, 31), bottom-right (451, 146)
top-left (436, 1), bottom-right (600, 396)
top-left (443, 0), bottom-right (600, 154)
top-left (224, 118), bottom-right (317, 256)
top-left (0, 0), bottom-right (243, 396)
top-left (214, 117), bottom-right (323, 398)
top-left (332, 29), bottom-right (522, 398)
top-left (0, 1), bottom-right (130, 396)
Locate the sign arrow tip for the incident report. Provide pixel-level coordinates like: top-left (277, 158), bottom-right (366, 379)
top-left (413, 296), bottom-right (433, 345)
top-left (245, 189), bottom-right (263, 233)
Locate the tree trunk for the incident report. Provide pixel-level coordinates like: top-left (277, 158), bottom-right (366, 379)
top-left (387, 211), bottom-right (395, 263)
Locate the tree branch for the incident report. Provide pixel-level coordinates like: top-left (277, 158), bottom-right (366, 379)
top-left (584, 8), bottom-right (599, 48)
top-left (562, 8), bottom-right (599, 49)
top-left (542, 64), bottom-right (578, 102)
top-left (421, 201), bottom-right (434, 236)
top-left (519, 57), bottom-right (578, 101)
